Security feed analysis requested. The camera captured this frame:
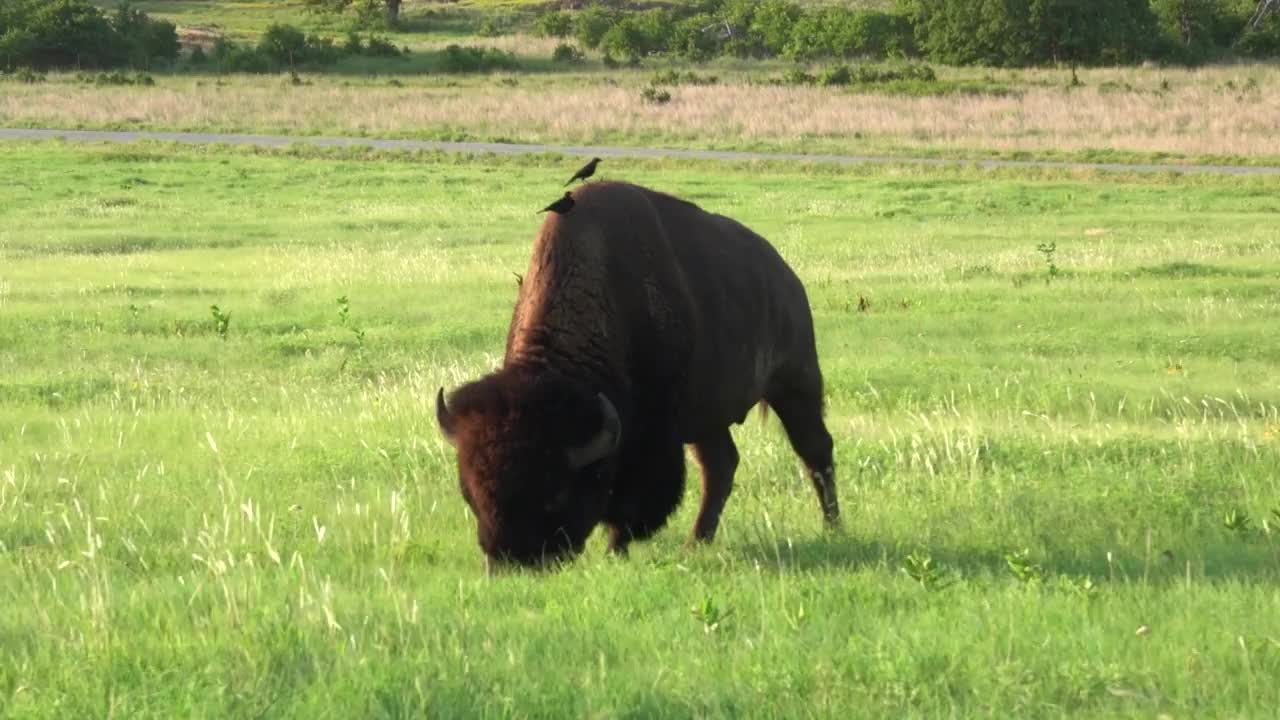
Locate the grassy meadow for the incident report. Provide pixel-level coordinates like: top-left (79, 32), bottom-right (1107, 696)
top-left (2, 140), bottom-right (1279, 716)
top-left (7, 64), bottom-right (1280, 166)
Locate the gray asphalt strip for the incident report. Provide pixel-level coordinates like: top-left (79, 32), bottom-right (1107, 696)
top-left (3, 127), bottom-right (1278, 176)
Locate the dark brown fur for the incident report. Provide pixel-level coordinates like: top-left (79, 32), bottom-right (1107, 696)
top-left (437, 181), bottom-right (838, 569)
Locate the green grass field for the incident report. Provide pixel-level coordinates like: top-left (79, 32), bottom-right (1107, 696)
top-left (2, 141), bottom-right (1280, 717)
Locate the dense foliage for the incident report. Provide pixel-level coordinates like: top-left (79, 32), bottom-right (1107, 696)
top-left (535, 1), bottom-right (915, 63)
top-left (532, 0), bottom-right (1278, 66)
top-left (0, 0), bottom-right (178, 70)
top-left (303, 0), bottom-right (404, 28)
top-left (201, 24), bottom-right (403, 73)
top-left (900, 0), bottom-right (1277, 65)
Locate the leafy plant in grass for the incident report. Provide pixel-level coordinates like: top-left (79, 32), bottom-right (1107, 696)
top-left (1224, 508), bottom-right (1252, 536)
top-left (690, 597), bottom-right (733, 634)
top-left (1263, 509), bottom-right (1280, 538)
top-left (1036, 242), bottom-right (1060, 281)
top-left (901, 550), bottom-right (955, 590)
top-left (336, 295), bottom-right (366, 349)
top-left (1005, 549), bottom-right (1045, 585)
top-left (1057, 575), bottom-right (1100, 599)
top-left (209, 304), bottom-right (231, 340)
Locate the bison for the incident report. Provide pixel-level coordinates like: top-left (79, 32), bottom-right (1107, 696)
top-left (435, 181), bottom-right (838, 570)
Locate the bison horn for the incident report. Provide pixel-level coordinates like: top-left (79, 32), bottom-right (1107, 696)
top-left (436, 387), bottom-right (458, 446)
top-left (566, 393), bottom-right (621, 469)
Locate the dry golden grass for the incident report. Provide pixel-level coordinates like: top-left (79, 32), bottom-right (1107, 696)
top-left (4, 64), bottom-right (1278, 159)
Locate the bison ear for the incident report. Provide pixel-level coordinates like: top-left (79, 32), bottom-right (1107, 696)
top-left (436, 387), bottom-right (458, 447)
top-left (566, 393), bottom-right (622, 470)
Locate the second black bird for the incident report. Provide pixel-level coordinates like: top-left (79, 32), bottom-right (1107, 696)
top-left (540, 192), bottom-right (575, 215)
top-left (565, 157), bottom-right (601, 186)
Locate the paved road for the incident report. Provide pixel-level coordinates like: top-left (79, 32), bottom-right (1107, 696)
top-left (4, 127), bottom-right (1279, 176)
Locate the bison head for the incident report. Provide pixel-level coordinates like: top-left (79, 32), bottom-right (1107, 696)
top-left (435, 370), bottom-right (621, 570)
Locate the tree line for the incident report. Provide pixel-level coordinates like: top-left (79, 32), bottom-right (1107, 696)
top-left (3, 0), bottom-right (1277, 73)
top-left (537, 0), bottom-right (1278, 66)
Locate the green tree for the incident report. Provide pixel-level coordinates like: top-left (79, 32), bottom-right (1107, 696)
top-left (112, 3), bottom-right (179, 68)
top-left (902, 0), bottom-right (1154, 67)
top-left (303, 0), bottom-right (403, 27)
top-left (0, 28), bottom-right (36, 69)
top-left (1152, 0), bottom-right (1251, 60)
top-left (258, 23), bottom-right (308, 67)
top-left (573, 6), bottom-right (617, 50)
top-left (750, 0), bottom-right (801, 56)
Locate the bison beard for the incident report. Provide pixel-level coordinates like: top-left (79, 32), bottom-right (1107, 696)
top-left (436, 181), bottom-right (839, 570)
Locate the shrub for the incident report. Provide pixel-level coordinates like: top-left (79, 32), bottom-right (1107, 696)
top-left (1235, 19), bottom-right (1280, 58)
top-left (535, 11), bottom-right (573, 38)
top-left (218, 42), bottom-right (273, 73)
top-left (188, 45), bottom-right (207, 64)
top-left (258, 23), bottom-right (309, 66)
top-left (438, 44), bottom-right (517, 73)
top-left (112, 3), bottom-right (180, 68)
top-left (640, 85), bottom-right (671, 104)
top-left (0, 29), bottom-right (37, 70)
top-left (598, 10), bottom-right (675, 63)
top-left (364, 35), bottom-right (400, 57)
top-left (478, 16), bottom-right (503, 38)
top-left (600, 19), bottom-right (648, 63)
top-left (343, 32), bottom-right (363, 55)
top-left (4, 66), bottom-right (46, 83)
top-left (817, 64), bottom-right (851, 86)
top-left (669, 13), bottom-right (722, 61)
top-left (750, 0), bottom-right (801, 56)
top-left (15, 0), bottom-right (121, 68)
top-left (573, 6), bottom-right (617, 50)
top-left (778, 62), bottom-right (936, 87)
top-left (85, 70), bottom-right (153, 85)
top-left (779, 66), bottom-right (815, 85)
top-left (651, 69), bottom-right (718, 86)
top-left (551, 43), bottom-right (584, 64)
top-left (1151, 0), bottom-right (1249, 62)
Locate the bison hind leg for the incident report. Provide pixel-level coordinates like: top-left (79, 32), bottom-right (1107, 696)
top-left (765, 372), bottom-right (839, 528)
top-left (604, 434), bottom-right (686, 554)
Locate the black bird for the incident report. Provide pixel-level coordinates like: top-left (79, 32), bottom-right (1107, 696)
top-left (539, 192), bottom-right (575, 215)
top-left (565, 157), bottom-right (602, 186)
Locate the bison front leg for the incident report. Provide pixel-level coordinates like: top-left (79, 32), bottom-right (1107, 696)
top-left (604, 432), bottom-right (686, 556)
top-left (690, 428), bottom-right (739, 543)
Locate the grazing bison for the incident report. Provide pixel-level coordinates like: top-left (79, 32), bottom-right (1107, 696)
top-left (436, 181), bottom-right (838, 569)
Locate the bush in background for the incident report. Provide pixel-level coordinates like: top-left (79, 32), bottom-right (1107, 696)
top-left (0, 0), bottom-right (178, 70)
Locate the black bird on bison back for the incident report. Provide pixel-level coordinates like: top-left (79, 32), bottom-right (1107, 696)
top-left (539, 192), bottom-right (575, 215)
top-left (437, 181), bottom-right (840, 573)
top-left (564, 157), bottom-right (601, 186)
